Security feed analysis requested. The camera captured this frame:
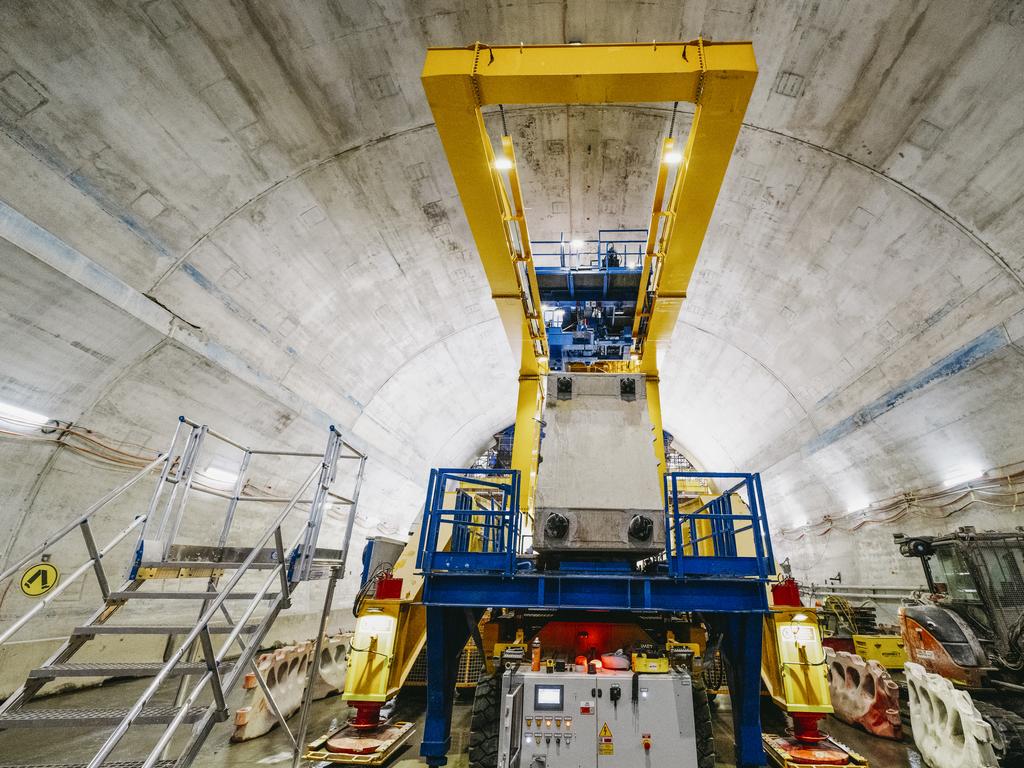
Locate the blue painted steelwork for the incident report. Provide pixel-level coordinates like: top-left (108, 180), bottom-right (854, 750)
top-left (534, 229), bottom-right (647, 369)
top-left (417, 468), bottom-right (521, 576)
top-left (531, 228), bottom-right (648, 270)
top-left (664, 472), bottom-right (775, 579)
top-left (417, 467), bottom-right (774, 768)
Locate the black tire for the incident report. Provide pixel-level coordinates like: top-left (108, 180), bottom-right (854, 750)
top-left (975, 701), bottom-right (1024, 767)
top-left (468, 669), bottom-right (500, 768)
top-left (692, 673), bottom-right (716, 768)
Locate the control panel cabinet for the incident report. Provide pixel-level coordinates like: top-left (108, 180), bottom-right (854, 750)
top-left (496, 669), bottom-right (699, 768)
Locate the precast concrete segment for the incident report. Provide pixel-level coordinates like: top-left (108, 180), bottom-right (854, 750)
top-left (904, 661), bottom-right (999, 768)
top-left (824, 648), bottom-right (901, 740)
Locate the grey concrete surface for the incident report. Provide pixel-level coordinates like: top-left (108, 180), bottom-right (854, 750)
top-left (0, 678), bottom-right (924, 767)
top-left (1, 0), bottom-right (1023, 701)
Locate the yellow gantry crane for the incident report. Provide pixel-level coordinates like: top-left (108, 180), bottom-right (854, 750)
top-left (331, 41), bottom-right (855, 768)
top-left (421, 39), bottom-right (756, 516)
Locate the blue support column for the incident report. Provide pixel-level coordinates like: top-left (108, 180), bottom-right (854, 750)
top-left (720, 613), bottom-right (767, 768)
top-left (421, 606), bottom-right (480, 766)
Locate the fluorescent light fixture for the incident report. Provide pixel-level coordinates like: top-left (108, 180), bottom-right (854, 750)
top-left (846, 496), bottom-right (869, 514)
top-left (493, 156), bottom-right (514, 171)
top-left (0, 402), bottom-right (51, 432)
top-left (570, 238), bottom-right (584, 250)
top-left (944, 466), bottom-right (984, 488)
top-left (663, 150), bottom-right (683, 164)
top-left (202, 466), bottom-right (238, 487)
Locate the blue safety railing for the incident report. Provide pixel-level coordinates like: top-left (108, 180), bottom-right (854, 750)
top-left (664, 472), bottom-right (775, 580)
top-left (532, 228), bottom-right (648, 270)
top-left (417, 468), bottom-right (521, 575)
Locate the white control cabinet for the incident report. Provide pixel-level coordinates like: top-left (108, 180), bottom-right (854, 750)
top-left (496, 668), bottom-right (699, 768)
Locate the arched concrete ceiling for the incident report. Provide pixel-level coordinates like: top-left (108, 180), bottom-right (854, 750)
top-left (1, 0), bottom-right (1022, 565)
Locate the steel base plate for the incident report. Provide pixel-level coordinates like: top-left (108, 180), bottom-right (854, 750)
top-left (763, 733), bottom-right (869, 767)
top-left (304, 721), bottom-right (414, 765)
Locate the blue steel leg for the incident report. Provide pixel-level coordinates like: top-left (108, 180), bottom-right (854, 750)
top-left (421, 606), bottom-right (480, 766)
top-left (720, 613), bottom-right (767, 768)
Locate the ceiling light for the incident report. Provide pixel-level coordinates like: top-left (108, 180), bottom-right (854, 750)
top-left (663, 150), bottom-right (683, 165)
top-left (944, 466), bottom-right (984, 488)
top-left (493, 156), bottom-right (514, 171)
top-left (846, 496), bottom-right (869, 514)
top-left (202, 467), bottom-right (238, 487)
top-left (0, 402), bottom-right (51, 432)
top-left (570, 238), bottom-right (584, 250)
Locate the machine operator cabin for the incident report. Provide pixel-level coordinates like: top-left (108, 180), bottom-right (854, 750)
top-left (1, 4), bottom-right (1022, 768)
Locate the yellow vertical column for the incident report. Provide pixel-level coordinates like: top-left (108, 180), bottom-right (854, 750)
top-left (510, 374), bottom-right (545, 533)
top-left (645, 374), bottom-right (667, 477)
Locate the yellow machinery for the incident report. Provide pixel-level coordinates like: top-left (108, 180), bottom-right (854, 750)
top-left (325, 40), bottom-right (868, 768)
top-left (852, 634), bottom-right (907, 670)
top-left (761, 588), bottom-right (869, 767)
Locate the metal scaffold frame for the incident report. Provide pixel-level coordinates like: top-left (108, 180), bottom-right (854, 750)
top-left (0, 416), bottom-right (367, 768)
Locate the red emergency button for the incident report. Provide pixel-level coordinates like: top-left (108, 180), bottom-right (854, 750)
top-left (642, 733), bottom-right (652, 751)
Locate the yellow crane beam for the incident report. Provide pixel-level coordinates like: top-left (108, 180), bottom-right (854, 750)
top-left (421, 40), bottom-right (756, 506)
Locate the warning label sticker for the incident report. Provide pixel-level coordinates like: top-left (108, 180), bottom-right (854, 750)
top-left (599, 723), bottom-right (613, 740)
top-left (598, 743), bottom-right (614, 755)
top-left (20, 562), bottom-right (59, 597)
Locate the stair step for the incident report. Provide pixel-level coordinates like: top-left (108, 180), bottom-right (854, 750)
top-left (0, 762), bottom-right (175, 768)
top-left (28, 661), bottom-right (234, 679)
top-left (72, 624), bottom-right (256, 636)
top-left (0, 705), bottom-right (206, 728)
top-left (139, 560), bottom-right (281, 571)
top-left (108, 591), bottom-right (279, 601)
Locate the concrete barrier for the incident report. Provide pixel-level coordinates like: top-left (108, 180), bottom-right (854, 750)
top-left (232, 634), bottom-right (347, 741)
top-left (825, 647), bottom-right (901, 739)
top-left (904, 661), bottom-right (998, 768)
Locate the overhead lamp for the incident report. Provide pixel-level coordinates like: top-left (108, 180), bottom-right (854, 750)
top-left (202, 466), bottom-right (239, 488)
top-left (663, 150), bottom-right (683, 165)
top-left (943, 465), bottom-right (984, 488)
top-left (493, 156), bottom-right (514, 171)
top-left (0, 402), bottom-right (51, 432)
top-left (570, 238), bottom-right (584, 250)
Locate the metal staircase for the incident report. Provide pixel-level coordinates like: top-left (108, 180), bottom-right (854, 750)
top-left (0, 417), bottom-right (366, 768)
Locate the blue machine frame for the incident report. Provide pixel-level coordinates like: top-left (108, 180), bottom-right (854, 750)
top-left (417, 469), bottom-right (775, 768)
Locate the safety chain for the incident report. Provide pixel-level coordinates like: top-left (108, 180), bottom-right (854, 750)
top-left (694, 36), bottom-right (707, 105)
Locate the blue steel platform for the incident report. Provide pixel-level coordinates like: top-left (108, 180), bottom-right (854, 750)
top-left (415, 468), bottom-right (774, 768)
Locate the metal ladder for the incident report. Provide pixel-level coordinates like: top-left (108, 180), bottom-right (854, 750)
top-left (0, 417), bottom-right (366, 768)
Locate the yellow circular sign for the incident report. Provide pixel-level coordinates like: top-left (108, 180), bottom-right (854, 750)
top-left (20, 562), bottom-right (59, 597)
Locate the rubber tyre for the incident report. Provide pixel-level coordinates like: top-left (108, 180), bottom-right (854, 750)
top-left (468, 669), bottom-right (500, 768)
top-left (975, 700), bottom-right (1024, 767)
top-left (692, 673), bottom-right (716, 768)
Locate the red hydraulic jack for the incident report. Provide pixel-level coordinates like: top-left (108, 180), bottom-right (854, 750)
top-left (762, 579), bottom-right (869, 768)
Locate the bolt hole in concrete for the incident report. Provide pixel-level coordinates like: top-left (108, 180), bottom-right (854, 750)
top-left (0, 677), bottom-right (927, 767)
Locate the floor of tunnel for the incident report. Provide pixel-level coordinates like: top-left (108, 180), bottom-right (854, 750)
top-left (0, 678), bottom-right (926, 767)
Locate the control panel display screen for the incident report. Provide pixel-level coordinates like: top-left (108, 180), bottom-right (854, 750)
top-left (533, 684), bottom-right (564, 711)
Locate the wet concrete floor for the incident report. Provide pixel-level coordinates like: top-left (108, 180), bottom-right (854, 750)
top-left (0, 678), bottom-right (926, 767)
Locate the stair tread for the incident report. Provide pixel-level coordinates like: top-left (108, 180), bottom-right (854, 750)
top-left (139, 560), bottom-right (280, 570)
top-left (72, 624), bottom-right (255, 635)
top-left (0, 705), bottom-right (206, 727)
top-left (0, 762), bottom-right (175, 768)
top-left (28, 661), bottom-right (233, 678)
top-left (108, 591), bottom-right (279, 600)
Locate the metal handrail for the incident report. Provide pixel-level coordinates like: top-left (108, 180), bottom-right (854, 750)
top-left (0, 452), bottom-right (166, 584)
top-left (86, 461), bottom-right (321, 768)
top-left (0, 515), bottom-right (146, 646)
top-left (663, 471), bottom-right (774, 579)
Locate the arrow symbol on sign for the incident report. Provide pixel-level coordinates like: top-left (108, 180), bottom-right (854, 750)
top-left (25, 569), bottom-right (49, 590)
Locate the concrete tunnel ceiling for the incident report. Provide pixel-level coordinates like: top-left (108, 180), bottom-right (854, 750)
top-left (1, 0), bottom-right (1023, 589)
